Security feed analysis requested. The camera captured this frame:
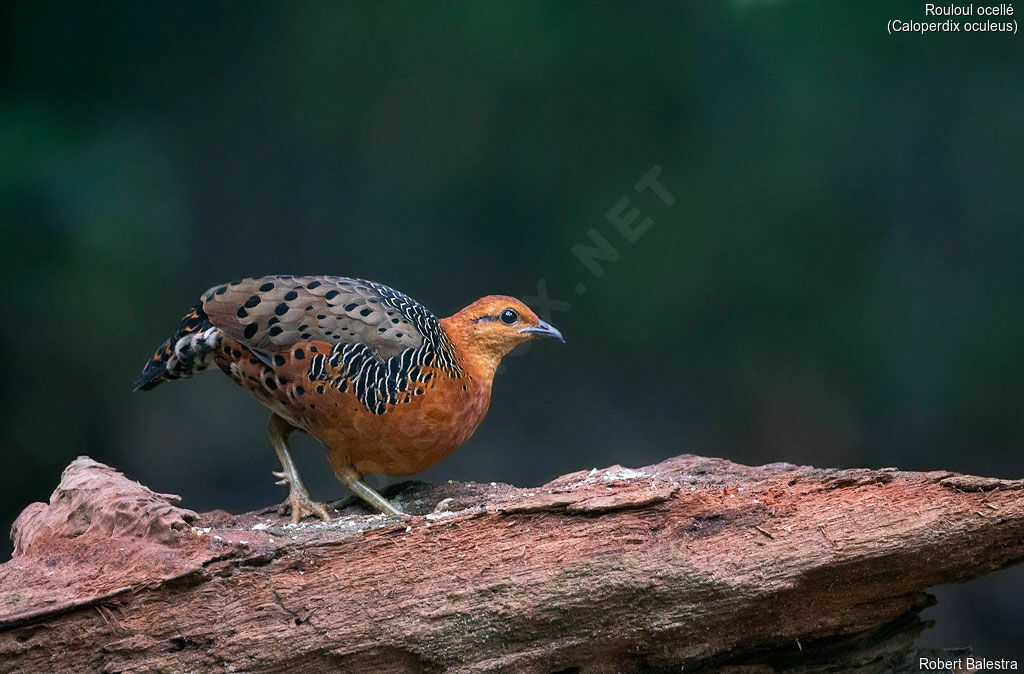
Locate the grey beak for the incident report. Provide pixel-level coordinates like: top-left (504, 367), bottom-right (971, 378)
top-left (518, 319), bottom-right (564, 343)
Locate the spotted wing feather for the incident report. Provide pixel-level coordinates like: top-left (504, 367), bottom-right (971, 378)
top-left (201, 276), bottom-right (425, 360)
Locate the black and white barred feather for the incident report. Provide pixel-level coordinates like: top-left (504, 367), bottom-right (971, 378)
top-left (135, 276), bottom-right (463, 414)
top-left (133, 306), bottom-right (222, 391)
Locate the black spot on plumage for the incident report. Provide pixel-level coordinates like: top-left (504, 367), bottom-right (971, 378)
top-left (284, 290), bottom-right (298, 301)
top-left (325, 290), bottom-right (340, 300)
top-left (309, 345), bottom-right (318, 353)
top-left (243, 322), bottom-right (259, 339)
top-left (215, 285), bottom-right (228, 295)
top-left (244, 295), bottom-right (261, 308)
top-left (305, 305), bottom-right (313, 311)
top-left (274, 355), bottom-right (286, 366)
top-left (296, 386), bottom-right (305, 395)
top-left (316, 385), bottom-right (325, 394)
top-left (265, 378), bottom-right (277, 390)
top-left (306, 281), bottom-right (321, 289)
top-left (294, 348), bottom-right (305, 360)
top-left (259, 282), bottom-right (275, 292)
top-left (236, 306), bottom-right (248, 319)
top-left (206, 277), bottom-right (460, 415)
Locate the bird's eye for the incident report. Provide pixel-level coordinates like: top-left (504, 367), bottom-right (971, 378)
top-left (499, 309), bottom-right (519, 325)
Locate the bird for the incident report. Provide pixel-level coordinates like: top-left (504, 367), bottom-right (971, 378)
top-left (134, 275), bottom-right (563, 522)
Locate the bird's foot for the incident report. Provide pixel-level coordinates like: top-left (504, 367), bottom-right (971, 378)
top-left (273, 470), bottom-right (331, 524)
top-left (343, 475), bottom-right (409, 520)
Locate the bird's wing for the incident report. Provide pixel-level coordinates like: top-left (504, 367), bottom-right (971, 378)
top-left (200, 275), bottom-right (428, 360)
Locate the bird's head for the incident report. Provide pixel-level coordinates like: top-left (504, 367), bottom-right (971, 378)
top-left (441, 295), bottom-right (563, 378)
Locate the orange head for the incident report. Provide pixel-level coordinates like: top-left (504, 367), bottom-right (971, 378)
top-left (440, 295), bottom-right (564, 378)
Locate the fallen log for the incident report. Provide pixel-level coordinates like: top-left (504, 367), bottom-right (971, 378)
top-left (1, 454), bottom-right (1021, 673)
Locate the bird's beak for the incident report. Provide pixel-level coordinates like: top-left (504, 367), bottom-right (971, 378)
top-left (518, 319), bottom-right (564, 343)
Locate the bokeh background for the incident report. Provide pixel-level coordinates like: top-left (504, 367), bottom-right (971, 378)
top-left (2, 0), bottom-right (1021, 656)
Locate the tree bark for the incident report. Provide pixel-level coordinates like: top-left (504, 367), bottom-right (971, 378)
top-left (1, 454), bottom-right (1022, 673)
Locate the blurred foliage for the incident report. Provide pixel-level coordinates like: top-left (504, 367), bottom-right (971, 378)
top-left (1, 0), bottom-right (1022, 648)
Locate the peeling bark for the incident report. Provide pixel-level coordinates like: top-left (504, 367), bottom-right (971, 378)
top-left (1, 455), bottom-right (1022, 673)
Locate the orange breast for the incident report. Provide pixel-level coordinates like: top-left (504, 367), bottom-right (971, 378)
top-left (215, 338), bottom-right (492, 476)
top-left (316, 372), bottom-right (491, 475)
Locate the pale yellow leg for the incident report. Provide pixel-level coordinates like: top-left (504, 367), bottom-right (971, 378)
top-left (333, 464), bottom-right (406, 518)
top-left (268, 414), bottom-right (330, 524)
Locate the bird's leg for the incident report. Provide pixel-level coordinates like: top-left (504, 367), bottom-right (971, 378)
top-left (268, 414), bottom-right (330, 524)
top-left (333, 464), bottom-right (407, 519)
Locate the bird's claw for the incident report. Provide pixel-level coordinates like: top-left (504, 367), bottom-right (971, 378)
top-left (273, 470), bottom-right (331, 523)
top-left (278, 492), bottom-right (331, 524)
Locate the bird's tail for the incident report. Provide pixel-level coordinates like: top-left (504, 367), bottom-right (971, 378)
top-left (133, 305), bottom-right (222, 391)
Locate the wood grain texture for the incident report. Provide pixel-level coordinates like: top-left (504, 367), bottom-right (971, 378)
top-left (1, 455), bottom-right (1022, 673)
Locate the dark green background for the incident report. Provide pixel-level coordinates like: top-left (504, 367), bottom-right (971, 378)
top-left (2, 0), bottom-right (1021, 656)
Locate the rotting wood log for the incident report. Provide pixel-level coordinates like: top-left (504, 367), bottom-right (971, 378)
top-left (1, 454), bottom-right (1022, 673)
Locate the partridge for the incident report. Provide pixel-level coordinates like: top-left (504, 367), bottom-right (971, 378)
top-left (134, 276), bottom-right (563, 521)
